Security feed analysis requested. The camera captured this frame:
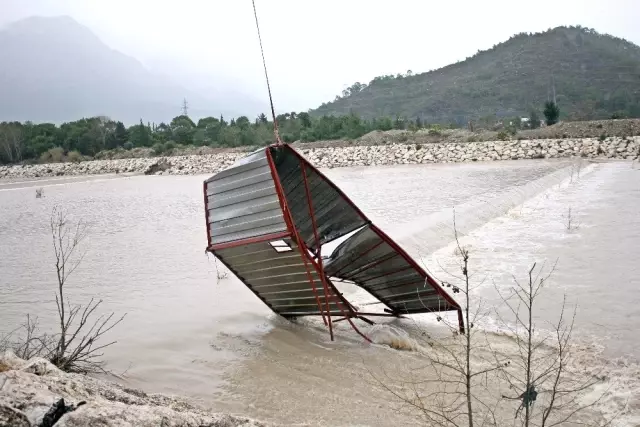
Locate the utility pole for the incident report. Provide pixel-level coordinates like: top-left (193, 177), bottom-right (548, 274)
top-left (181, 98), bottom-right (189, 116)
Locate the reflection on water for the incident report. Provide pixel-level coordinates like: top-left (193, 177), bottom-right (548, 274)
top-left (1, 159), bottom-right (638, 426)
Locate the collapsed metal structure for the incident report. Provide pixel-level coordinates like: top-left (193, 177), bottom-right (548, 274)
top-left (203, 143), bottom-right (464, 341)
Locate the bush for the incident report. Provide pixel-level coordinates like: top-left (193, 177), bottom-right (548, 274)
top-left (415, 143), bottom-right (422, 150)
top-left (40, 147), bottom-right (65, 163)
top-left (152, 143), bottom-right (165, 155)
top-left (164, 141), bottom-right (177, 152)
top-left (497, 131), bottom-right (510, 141)
top-left (599, 134), bottom-right (607, 142)
top-left (67, 151), bottom-right (83, 163)
top-left (428, 129), bottom-right (441, 136)
top-left (123, 142), bottom-right (133, 150)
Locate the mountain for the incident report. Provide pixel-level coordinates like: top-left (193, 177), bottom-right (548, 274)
top-left (312, 26), bottom-right (640, 124)
top-left (0, 16), bottom-right (262, 125)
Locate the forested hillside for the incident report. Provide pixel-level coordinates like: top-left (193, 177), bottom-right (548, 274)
top-left (313, 26), bottom-right (640, 124)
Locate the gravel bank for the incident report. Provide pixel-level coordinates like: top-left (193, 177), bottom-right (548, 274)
top-left (1, 137), bottom-right (638, 180)
top-left (0, 351), bottom-right (269, 427)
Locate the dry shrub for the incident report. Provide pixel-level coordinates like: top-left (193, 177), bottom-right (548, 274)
top-left (40, 147), bottom-right (65, 163)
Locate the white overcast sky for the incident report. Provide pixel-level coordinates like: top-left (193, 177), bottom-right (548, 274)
top-left (1, 0), bottom-right (639, 113)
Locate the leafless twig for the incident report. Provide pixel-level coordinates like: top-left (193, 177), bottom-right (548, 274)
top-left (1, 207), bottom-right (125, 374)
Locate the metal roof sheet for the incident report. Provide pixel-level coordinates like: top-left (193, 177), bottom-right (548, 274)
top-left (203, 144), bottom-right (464, 341)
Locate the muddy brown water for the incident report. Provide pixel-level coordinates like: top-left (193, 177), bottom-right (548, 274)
top-left (1, 159), bottom-right (638, 426)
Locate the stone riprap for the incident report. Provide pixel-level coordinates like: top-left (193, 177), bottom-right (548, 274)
top-left (0, 351), bottom-right (268, 427)
top-left (0, 137), bottom-right (638, 180)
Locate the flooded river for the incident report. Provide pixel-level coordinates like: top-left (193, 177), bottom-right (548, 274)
top-left (1, 159), bottom-right (638, 426)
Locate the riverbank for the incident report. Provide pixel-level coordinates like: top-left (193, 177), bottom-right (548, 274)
top-left (0, 351), bottom-right (268, 427)
top-left (1, 136), bottom-right (638, 180)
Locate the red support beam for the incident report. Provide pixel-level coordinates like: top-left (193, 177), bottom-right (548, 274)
top-left (300, 161), bottom-right (335, 340)
top-left (290, 157), bottom-right (372, 343)
top-left (265, 148), bottom-right (330, 329)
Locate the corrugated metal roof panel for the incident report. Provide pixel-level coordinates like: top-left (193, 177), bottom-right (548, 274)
top-left (215, 239), bottom-right (344, 317)
top-left (203, 143), bottom-right (463, 338)
top-left (324, 225), bottom-right (456, 314)
top-left (205, 149), bottom-right (287, 246)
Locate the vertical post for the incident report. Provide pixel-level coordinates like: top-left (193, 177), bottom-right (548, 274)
top-left (300, 161), bottom-right (334, 341)
top-left (458, 308), bottom-right (465, 334)
top-left (300, 161), bottom-right (373, 343)
top-left (265, 148), bottom-right (328, 327)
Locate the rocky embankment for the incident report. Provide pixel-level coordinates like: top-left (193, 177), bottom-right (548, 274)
top-left (1, 136), bottom-right (638, 180)
top-left (0, 351), bottom-right (268, 427)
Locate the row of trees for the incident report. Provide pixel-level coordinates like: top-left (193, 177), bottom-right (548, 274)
top-left (0, 102), bottom-right (562, 164)
top-left (0, 112), bottom-right (451, 164)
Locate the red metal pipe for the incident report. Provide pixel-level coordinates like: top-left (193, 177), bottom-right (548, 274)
top-left (369, 224), bottom-right (463, 324)
top-left (275, 144), bottom-right (463, 329)
top-left (301, 239), bottom-right (372, 343)
top-left (295, 160), bottom-right (370, 342)
top-left (281, 145), bottom-right (370, 220)
top-left (263, 144), bottom-right (463, 333)
top-left (265, 148), bottom-right (329, 328)
top-left (457, 308), bottom-right (465, 334)
top-left (300, 161), bottom-right (335, 340)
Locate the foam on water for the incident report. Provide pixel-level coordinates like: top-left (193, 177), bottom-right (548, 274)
top-left (392, 160), bottom-right (589, 256)
top-left (392, 160), bottom-right (640, 427)
top-left (367, 324), bottom-right (420, 351)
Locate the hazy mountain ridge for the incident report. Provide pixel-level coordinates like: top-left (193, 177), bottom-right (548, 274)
top-left (312, 26), bottom-right (640, 123)
top-left (0, 16), bottom-right (265, 125)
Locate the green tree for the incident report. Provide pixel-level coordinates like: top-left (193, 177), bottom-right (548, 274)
top-left (155, 123), bottom-right (172, 142)
top-left (128, 119), bottom-right (152, 147)
top-left (170, 115), bottom-right (196, 145)
top-left (393, 115), bottom-right (405, 130)
top-left (114, 121), bottom-right (128, 147)
top-left (543, 101), bottom-right (560, 125)
top-left (529, 109), bottom-right (541, 129)
top-left (235, 116), bottom-right (251, 130)
top-left (257, 113), bottom-right (268, 124)
top-left (298, 112), bottom-right (312, 128)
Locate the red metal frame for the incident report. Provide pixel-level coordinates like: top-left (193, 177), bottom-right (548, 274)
top-left (265, 148), bottom-right (331, 330)
top-left (298, 160), bottom-right (372, 343)
top-left (203, 143), bottom-right (465, 341)
top-left (300, 162), bottom-right (335, 338)
top-left (369, 224), bottom-right (465, 333)
top-left (276, 143), bottom-right (465, 334)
